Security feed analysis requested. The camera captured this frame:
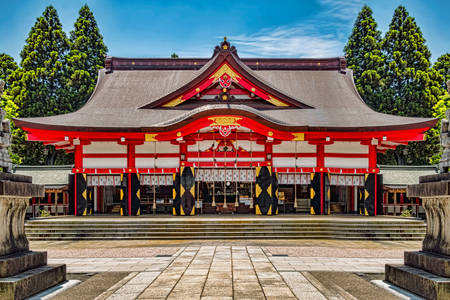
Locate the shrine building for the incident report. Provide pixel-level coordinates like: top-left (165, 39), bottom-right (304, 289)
top-left (14, 39), bottom-right (437, 217)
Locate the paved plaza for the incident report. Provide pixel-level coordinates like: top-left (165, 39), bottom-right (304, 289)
top-left (29, 239), bottom-right (421, 299)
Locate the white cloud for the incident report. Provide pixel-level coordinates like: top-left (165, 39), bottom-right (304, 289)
top-left (231, 28), bottom-right (341, 58)
top-left (318, 0), bottom-right (365, 21)
top-left (227, 0), bottom-right (365, 58)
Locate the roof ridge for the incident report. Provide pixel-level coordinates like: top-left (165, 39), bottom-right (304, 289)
top-left (105, 56), bottom-right (347, 72)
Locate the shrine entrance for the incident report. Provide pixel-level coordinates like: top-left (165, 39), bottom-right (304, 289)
top-left (195, 168), bottom-right (256, 214)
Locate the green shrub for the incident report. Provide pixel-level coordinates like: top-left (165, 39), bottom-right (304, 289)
top-left (400, 209), bottom-right (412, 217)
top-left (40, 209), bottom-right (50, 217)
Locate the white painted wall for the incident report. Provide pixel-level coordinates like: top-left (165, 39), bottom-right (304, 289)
top-left (325, 142), bottom-right (368, 154)
top-left (136, 142), bottom-right (179, 153)
top-left (273, 157), bottom-right (295, 167)
top-left (83, 142), bottom-right (126, 154)
top-left (296, 157), bottom-right (316, 167)
top-left (324, 157), bottom-right (368, 168)
top-left (273, 157), bottom-right (317, 168)
top-left (273, 141), bottom-right (316, 153)
top-left (234, 140), bottom-right (264, 152)
top-left (83, 158), bottom-right (127, 168)
top-left (187, 141), bottom-right (216, 152)
top-left (136, 157), bottom-right (179, 168)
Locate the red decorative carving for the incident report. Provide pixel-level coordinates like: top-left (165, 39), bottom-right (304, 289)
top-left (218, 74), bottom-right (232, 88)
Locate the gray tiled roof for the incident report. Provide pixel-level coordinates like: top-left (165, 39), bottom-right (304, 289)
top-left (13, 165), bottom-right (72, 187)
top-left (15, 55), bottom-right (435, 131)
top-left (379, 165), bottom-right (438, 187)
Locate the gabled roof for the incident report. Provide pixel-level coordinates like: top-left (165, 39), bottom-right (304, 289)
top-left (140, 39), bottom-right (313, 109)
top-left (14, 39), bottom-right (437, 135)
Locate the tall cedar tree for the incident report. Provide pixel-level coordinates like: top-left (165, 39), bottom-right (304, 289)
top-left (433, 53), bottom-right (450, 89)
top-left (344, 5), bottom-right (384, 110)
top-left (431, 89), bottom-right (450, 164)
top-left (0, 54), bottom-right (21, 164)
top-left (0, 53), bottom-right (18, 89)
top-left (66, 5), bottom-right (108, 110)
top-left (379, 6), bottom-right (443, 165)
top-left (8, 6), bottom-right (72, 165)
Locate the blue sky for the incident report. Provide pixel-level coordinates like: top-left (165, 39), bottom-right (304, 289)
top-left (0, 0), bottom-right (449, 62)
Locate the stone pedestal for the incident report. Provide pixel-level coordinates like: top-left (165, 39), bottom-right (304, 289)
top-left (385, 173), bottom-right (450, 300)
top-left (0, 173), bottom-right (66, 300)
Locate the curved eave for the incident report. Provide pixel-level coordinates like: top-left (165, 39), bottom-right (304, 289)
top-left (13, 113), bottom-right (438, 134)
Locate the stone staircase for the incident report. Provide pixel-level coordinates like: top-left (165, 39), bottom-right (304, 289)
top-left (25, 216), bottom-right (426, 241)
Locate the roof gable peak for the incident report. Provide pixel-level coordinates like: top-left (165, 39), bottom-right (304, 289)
top-left (140, 39), bottom-right (314, 109)
top-left (212, 37), bottom-right (238, 58)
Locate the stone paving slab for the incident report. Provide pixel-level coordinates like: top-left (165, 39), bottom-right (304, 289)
top-left (39, 244), bottom-right (410, 299)
top-left (30, 238), bottom-right (422, 251)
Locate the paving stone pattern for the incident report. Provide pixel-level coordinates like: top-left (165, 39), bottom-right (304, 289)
top-left (79, 246), bottom-right (401, 299)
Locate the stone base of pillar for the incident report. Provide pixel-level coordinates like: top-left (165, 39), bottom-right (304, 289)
top-left (0, 173), bottom-right (66, 300)
top-left (386, 173), bottom-right (450, 300)
top-left (0, 252), bottom-right (66, 299)
top-left (385, 251), bottom-right (450, 299)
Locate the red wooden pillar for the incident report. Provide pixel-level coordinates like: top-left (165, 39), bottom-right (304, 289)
top-left (316, 144), bottom-right (325, 169)
top-left (74, 144), bottom-right (83, 216)
top-left (74, 144), bottom-right (83, 169)
top-left (369, 145), bottom-right (378, 216)
top-left (128, 174), bottom-right (132, 216)
top-left (264, 142), bottom-right (273, 166)
top-left (320, 172), bottom-right (324, 214)
top-left (127, 144), bottom-right (136, 169)
top-left (74, 174), bottom-right (77, 216)
top-left (369, 145), bottom-right (377, 169)
top-left (316, 144), bottom-right (325, 215)
top-left (127, 144), bottom-right (136, 216)
top-left (47, 193), bottom-right (51, 204)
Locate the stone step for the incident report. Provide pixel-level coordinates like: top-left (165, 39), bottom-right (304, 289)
top-left (26, 219), bottom-right (425, 224)
top-left (0, 264), bottom-right (66, 300)
top-left (25, 222), bottom-right (425, 226)
top-left (0, 251), bottom-right (46, 278)
top-left (25, 218), bottom-right (425, 241)
top-left (404, 251), bottom-right (450, 278)
top-left (27, 228), bottom-right (423, 236)
top-left (25, 232), bottom-right (425, 240)
top-left (24, 223), bottom-right (425, 229)
top-left (25, 225), bottom-right (425, 230)
top-left (27, 235), bottom-right (425, 240)
top-left (385, 264), bottom-right (450, 300)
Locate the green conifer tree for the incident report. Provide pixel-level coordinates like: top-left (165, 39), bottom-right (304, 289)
top-left (430, 91), bottom-right (450, 164)
top-left (66, 5), bottom-right (108, 110)
top-left (379, 6), bottom-right (443, 165)
top-left (0, 54), bottom-right (21, 164)
top-left (0, 53), bottom-right (18, 89)
top-left (433, 53), bottom-right (450, 89)
top-left (8, 6), bottom-right (72, 165)
top-left (344, 5), bottom-right (384, 110)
